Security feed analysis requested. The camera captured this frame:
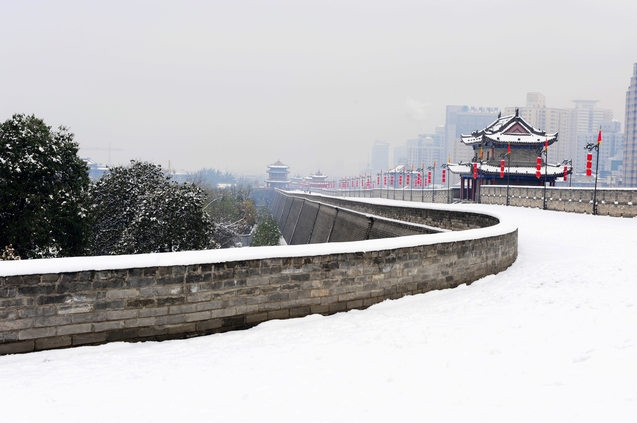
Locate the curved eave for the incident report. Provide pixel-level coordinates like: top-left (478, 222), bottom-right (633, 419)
top-left (448, 163), bottom-right (571, 177)
top-left (461, 133), bottom-right (558, 146)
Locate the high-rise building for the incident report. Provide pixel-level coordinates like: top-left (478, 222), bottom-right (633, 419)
top-left (624, 63), bottom-right (637, 187)
top-left (576, 120), bottom-right (623, 176)
top-left (505, 93), bottom-right (613, 171)
top-left (393, 126), bottom-right (446, 181)
top-left (371, 141), bottom-right (389, 173)
top-left (445, 106), bottom-right (499, 165)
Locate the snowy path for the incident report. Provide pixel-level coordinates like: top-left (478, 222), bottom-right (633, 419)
top-left (0, 205), bottom-right (635, 422)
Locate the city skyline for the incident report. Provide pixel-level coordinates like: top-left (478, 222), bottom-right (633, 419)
top-left (1, 0), bottom-right (635, 177)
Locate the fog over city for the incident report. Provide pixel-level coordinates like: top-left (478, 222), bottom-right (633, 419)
top-left (1, 0), bottom-right (635, 178)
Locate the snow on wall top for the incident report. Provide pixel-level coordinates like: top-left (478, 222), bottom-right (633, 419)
top-left (0, 199), bottom-right (516, 277)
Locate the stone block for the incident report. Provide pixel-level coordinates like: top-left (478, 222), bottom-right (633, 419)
top-left (0, 318), bottom-right (34, 331)
top-left (195, 301), bottom-right (223, 312)
top-left (289, 306), bottom-right (310, 318)
top-left (70, 311), bottom-right (106, 323)
top-left (34, 336), bottom-right (72, 350)
top-left (196, 319), bottom-right (223, 332)
top-left (106, 309), bottom-right (138, 321)
top-left (169, 303), bottom-right (197, 315)
top-left (0, 340), bottom-right (34, 355)
top-left (126, 298), bottom-right (156, 308)
top-left (105, 289), bottom-right (139, 299)
top-left (124, 317), bottom-right (157, 328)
top-left (58, 304), bottom-right (93, 315)
top-left (156, 296), bottom-right (186, 306)
top-left (235, 304), bottom-right (259, 315)
top-left (138, 326), bottom-right (169, 338)
top-left (73, 332), bottom-right (107, 346)
top-left (138, 307), bottom-right (168, 318)
top-left (35, 315), bottom-right (72, 327)
top-left (221, 315), bottom-right (245, 329)
top-left (210, 308), bottom-right (236, 319)
top-left (57, 323), bottom-right (92, 336)
top-left (267, 309), bottom-right (290, 320)
top-left (93, 321), bottom-right (125, 332)
top-left (126, 277), bottom-right (156, 288)
top-left (57, 281), bottom-right (92, 294)
top-left (167, 322), bottom-right (197, 335)
top-left (106, 329), bottom-right (139, 342)
top-left (155, 314), bottom-right (186, 325)
top-left (18, 327), bottom-right (57, 340)
top-left (94, 300), bottom-right (125, 311)
top-left (38, 294), bottom-right (71, 305)
top-left (184, 311), bottom-right (211, 323)
top-left (347, 299), bottom-right (364, 309)
top-left (245, 313), bottom-right (268, 324)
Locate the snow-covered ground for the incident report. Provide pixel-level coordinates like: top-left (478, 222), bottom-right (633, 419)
top-left (0, 204), bottom-right (635, 422)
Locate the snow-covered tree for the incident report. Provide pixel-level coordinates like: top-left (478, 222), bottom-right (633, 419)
top-left (251, 206), bottom-right (282, 247)
top-left (205, 186), bottom-right (257, 248)
top-left (0, 114), bottom-right (90, 258)
top-left (89, 160), bottom-right (214, 255)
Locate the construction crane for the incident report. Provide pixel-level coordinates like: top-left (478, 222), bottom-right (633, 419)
top-left (79, 143), bottom-right (123, 167)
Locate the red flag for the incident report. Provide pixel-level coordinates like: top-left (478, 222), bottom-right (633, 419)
top-left (597, 128), bottom-right (602, 146)
top-left (544, 137), bottom-right (549, 151)
top-left (507, 143), bottom-right (511, 155)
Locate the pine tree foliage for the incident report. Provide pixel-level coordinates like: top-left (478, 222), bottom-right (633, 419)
top-left (89, 160), bottom-right (214, 255)
top-left (251, 206), bottom-right (282, 247)
top-left (0, 114), bottom-right (90, 258)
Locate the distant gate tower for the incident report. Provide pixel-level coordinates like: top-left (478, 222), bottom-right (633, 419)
top-left (266, 160), bottom-right (290, 189)
top-left (447, 110), bottom-right (571, 201)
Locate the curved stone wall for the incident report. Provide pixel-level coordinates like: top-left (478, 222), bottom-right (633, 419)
top-left (0, 194), bottom-right (517, 355)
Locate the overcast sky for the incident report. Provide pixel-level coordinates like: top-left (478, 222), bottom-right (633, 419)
top-left (2, 0), bottom-right (635, 178)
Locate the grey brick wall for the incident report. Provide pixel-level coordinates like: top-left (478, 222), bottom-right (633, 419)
top-left (0, 194), bottom-right (518, 355)
top-left (480, 186), bottom-right (637, 217)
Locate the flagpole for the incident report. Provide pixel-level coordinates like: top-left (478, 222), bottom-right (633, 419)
top-left (410, 166), bottom-right (413, 202)
top-left (506, 143), bottom-right (511, 206)
top-left (585, 128), bottom-right (602, 215)
top-left (543, 139), bottom-right (548, 210)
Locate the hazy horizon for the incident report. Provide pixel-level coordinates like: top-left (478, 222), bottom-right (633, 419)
top-left (2, 0), bottom-right (635, 178)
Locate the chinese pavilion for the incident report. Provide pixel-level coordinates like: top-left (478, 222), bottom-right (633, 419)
top-left (303, 170), bottom-right (330, 189)
top-left (265, 160), bottom-right (290, 189)
top-left (447, 110), bottom-right (571, 201)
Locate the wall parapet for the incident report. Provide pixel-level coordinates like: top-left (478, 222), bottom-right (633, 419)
top-left (0, 194), bottom-right (518, 355)
top-left (480, 186), bottom-right (637, 217)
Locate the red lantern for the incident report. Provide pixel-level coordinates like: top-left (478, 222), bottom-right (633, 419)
top-left (441, 169), bottom-right (446, 183)
top-left (472, 163), bottom-right (478, 179)
top-left (564, 166), bottom-right (568, 182)
top-left (536, 157), bottom-right (542, 179)
top-left (500, 159), bottom-right (505, 178)
top-left (399, 175), bottom-right (403, 185)
top-left (390, 175), bottom-right (394, 185)
top-left (586, 153), bottom-right (593, 177)
top-left (377, 175), bottom-right (380, 185)
top-left (427, 171), bottom-right (432, 184)
top-left (417, 173), bottom-right (421, 186)
top-left (406, 174), bottom-right (410, 185)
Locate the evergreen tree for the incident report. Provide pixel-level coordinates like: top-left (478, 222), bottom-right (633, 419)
top-left (251, 206), bottom-right (282, 247)
top-left (89, 160), bottom-right (214, 254)
top-left (0, 114), bottom-right (90, 258)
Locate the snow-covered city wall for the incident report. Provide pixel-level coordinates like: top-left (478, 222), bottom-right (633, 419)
top-left (0, 196), bottom-right (517, 355)
top-left (480, 186), bottom-right (637, 216)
